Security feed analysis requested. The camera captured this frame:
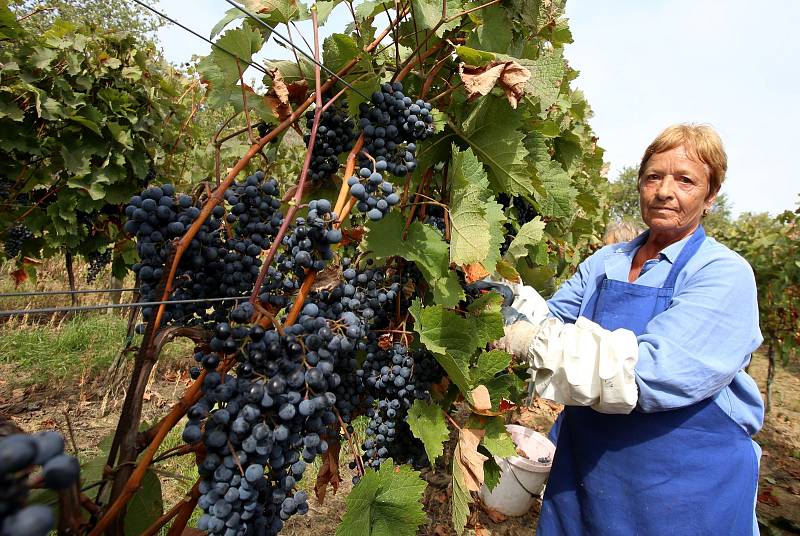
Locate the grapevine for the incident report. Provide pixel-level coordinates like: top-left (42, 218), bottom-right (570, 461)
top-left (0, 0), bottom-right (610, 534)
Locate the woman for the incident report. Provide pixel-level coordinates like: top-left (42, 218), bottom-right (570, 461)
top-left (496, 124), bottom-right (763, 535)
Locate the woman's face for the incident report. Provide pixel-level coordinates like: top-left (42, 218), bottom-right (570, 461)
top-left (639, 145), bottom-right (715, 239)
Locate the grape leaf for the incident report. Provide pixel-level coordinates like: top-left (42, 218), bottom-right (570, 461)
top-left (505, 216), bottom-right (546, 261)
top-left (212, 25), bottom-right (265, 80)
top-left (460, 96), bottom-right (533, 197)
top-left (409, 300), bottom-right (474, 394)
top-left (480, 417), bottom-right (517, 458)
top-left (466, 293), bottom-right (505, 350)
top-left (472, 5), bottom-right (512, 53)
top-left (123, 469), bottom-right (163, 536)
top-left (483, 456), bottom-right (501, 491)
top-left (535, 160), bottom-right (578, 220)
top-left (323, 33), bottom-right (360, 72)
top-left (364, 212), bottom-right (463, 307)
top-left (407, 400), bottom-right (450, 464)
top-left (498, 51), bottom-right (566, 111)
top-left (471, 349), bottom-right (512, 385)
top-left (209, 8), bottom-right (245, 39)
top-left (336, 461), bottom-right (426, 536)
top-left (448, 145), bottom-right (504, 267)
top-left (411, 0), bottom-right (461, 36)
top-left (244, 0), bottom-right (308, 24)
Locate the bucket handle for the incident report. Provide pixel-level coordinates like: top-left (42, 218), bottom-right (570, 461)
top-left (506, 464), bottom-right (541, 498)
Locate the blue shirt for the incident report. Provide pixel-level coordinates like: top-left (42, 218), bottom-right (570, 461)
top-left (546, 231), bottom-right (765, 436)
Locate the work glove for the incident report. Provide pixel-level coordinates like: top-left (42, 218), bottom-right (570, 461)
top-left (530, 316), bottom-right (639, 414)
top-left (489, 282), bottom-right (639, 414)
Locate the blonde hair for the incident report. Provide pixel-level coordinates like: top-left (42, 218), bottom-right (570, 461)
top-left (638, 124), bottom-right (727, 198)
top-left (603, 221), bottom-right (643, 245)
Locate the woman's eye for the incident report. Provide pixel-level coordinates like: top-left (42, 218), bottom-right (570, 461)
top-left (680, 176), bottom-right (693, 184)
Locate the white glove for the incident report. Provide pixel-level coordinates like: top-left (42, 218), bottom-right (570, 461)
top-left (493, 320), bottom-right (540, 358)
top-left (529, 316), bottom-right (639, 414)
top-left (490, 282), bottom-right (550, 358)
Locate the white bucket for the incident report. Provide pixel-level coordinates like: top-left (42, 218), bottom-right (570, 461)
top-left (479, 424), bottom-right (556, 517)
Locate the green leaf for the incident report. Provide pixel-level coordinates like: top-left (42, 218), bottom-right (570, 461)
top-left (337, 461), bottom-right (426, 536)
top-left (123, 469), bottom-right (163, 536)
top-left (451, 455), bottom-right (472, 535)
top-left (460, 96), bottom-right (533, 197)
top-left (407, 400), bottom-right (450, 464)
top-left (480, 417), bottom-right (517, 458)
top-left (0, 1), bottom-right (22, 39)
top-left (466, 293), bottom-right (505, 350)
top-left (409, 300), bottom-right (475, 395)
top-left (212, 25), bottom-right (265, 80)
top-left (454, 45), bottom-right (495, 67)
top-left (61, 144), bottom-right (91, 176)
top-left (505, 216), bottom-right (546, 260)
top-left (210, 7), bottom-right (245, 39)
top-left (412, 0), bottom-right (462, 36)
top-left (471, 349), bottom-right (511, 385)
top-left (483, 456), bottom-right (501, 491)
top-left (535, 161), bottom-right (578, 219)
top-left (364, 212), bottom-right (463, 307)
top-left (315, 0), bottom-right (343, 24)
top-left (323, 33), bottom-right (360, 72)
top-left (448, 145), bottom-right (506, 268)
top-left (473, 6), bottom-right (512, 53)
top-left (0, 97), bottom-right (24, 121)
top-left (495, 258), bottom-right (521, 282)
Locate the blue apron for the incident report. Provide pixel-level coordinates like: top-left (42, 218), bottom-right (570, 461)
top-left (538, 226), bottom-right (759, 536)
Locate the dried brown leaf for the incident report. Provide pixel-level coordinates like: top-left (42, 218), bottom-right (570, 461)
top-left (463, 262), bottom-right (490, 284)
top-left (456, 428), bottom-right (488, 492)
top-left (459, 60), bottom-right (531, 109)
top-left (314, 438), bottom-right (342, 504)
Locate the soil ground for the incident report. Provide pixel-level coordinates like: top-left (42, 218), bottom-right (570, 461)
top-left (1, 351), bottom-right (798, 535)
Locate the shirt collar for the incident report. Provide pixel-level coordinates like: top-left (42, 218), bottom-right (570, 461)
top-left (613, 230), bottom-right (694, 263)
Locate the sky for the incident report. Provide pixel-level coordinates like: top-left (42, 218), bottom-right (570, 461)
top-left (155, 0), bottom-right (800, 216)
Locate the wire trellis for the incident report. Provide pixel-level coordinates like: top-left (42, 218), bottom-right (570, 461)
top-left (0, 295), bottom-right (249, 317)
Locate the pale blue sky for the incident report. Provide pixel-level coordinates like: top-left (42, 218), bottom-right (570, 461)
top-left (155, 0), bottom-right (800, 216)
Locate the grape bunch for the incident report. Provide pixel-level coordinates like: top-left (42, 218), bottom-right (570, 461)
top-left (86, 249), bottom-right (112, 284)
top-left (261, 199), bottom-right (341, 308)
top-left (124, 184), bottom-right (228, 328)
top-left (0, 431), bottom-right (80, 536)
top-left (3, 225), bottom-right (33, 258)
top-left (357, 81), bottom-right (434, 179)
top-left (305, 96), bottom-right (357, 183)
top-left (182, 297), bottom-right (368, 535)
top-left (219, 173), bottom-right (283, 299)
top-left (346, 164), bottom-right (401, 221)
top-left (357, 343), bottom-right (443, 469)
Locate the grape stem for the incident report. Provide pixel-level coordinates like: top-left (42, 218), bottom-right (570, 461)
top-left (140, 479), bottom-right (200, 536)
top-left (335, 407), bottom-right (365, 476)
top-left (402, 169), bottom-right (433, 240)
top-left (248, 8), bottom-right (325, 305)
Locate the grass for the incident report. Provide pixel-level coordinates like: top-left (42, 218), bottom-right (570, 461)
top-left (0, 313), bottom-right (131, 385)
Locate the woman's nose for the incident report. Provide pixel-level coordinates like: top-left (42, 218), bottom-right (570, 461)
top-left (656, 175), bottom-right (676, 199)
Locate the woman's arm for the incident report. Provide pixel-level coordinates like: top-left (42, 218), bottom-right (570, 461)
top-left (546, 248), bottom-right (608, 323)
top-left (635, 253), bottom-right (763, 412)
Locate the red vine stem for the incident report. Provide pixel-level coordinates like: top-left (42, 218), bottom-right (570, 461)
top-left (249, 7), bottom-right (325, 305)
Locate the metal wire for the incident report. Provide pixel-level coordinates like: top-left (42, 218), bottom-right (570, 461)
top-left (129, 0), bottom-right (271, 76)
top-left (0, 295), bottom-right (249, 317)
top-left (0, 288), bottom-right (141, 298)
top-left (221, 0), bottom-right (371, 100)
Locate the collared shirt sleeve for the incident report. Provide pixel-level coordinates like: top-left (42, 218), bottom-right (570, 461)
top-left (635, 250), bottom-right (763, 412)
top-left (546, 246), bottom-right (610, 323)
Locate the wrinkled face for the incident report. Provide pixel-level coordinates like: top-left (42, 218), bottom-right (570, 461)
top-left (639, 145), bottom-right (715, 238)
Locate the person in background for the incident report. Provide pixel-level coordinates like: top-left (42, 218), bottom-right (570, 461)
top-left (495, 124), bottom-right (763, 536)
top-left (602, 220), bottom-right (643, 245)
